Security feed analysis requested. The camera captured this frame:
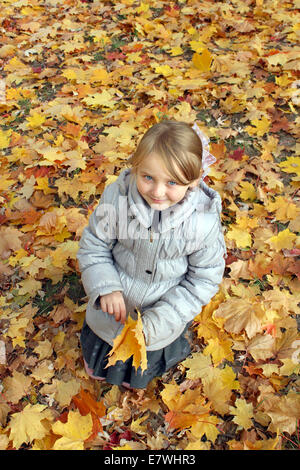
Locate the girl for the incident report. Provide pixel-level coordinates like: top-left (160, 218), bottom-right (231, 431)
top-left (77, 120), bottom-right (226, 389)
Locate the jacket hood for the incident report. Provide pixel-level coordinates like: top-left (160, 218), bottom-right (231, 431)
top-left (116, 169), bottom-right (222, 233)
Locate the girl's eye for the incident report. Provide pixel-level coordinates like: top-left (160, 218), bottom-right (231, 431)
top-left (144, 175), bottom-right (152, 181)
top-left (168, 181), bottom-right (176, 186)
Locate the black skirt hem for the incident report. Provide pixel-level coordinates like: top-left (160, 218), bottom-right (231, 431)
top-left (80, 321), bottom-right (192, 389)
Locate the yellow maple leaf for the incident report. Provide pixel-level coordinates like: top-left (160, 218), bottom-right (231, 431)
top-left (203, 336), bottom-right (234, 365)
top-left (239, 181), bottom-right (257, 201)
top-left (154, 65), bottom-right (173, 77)
top-left (190, 413), bottom-right (220, 443)
top-left (18, 278), bottom-right (42, 297)
top-left (8, 404), bottom-right (51, 449)
top-left (220, 365), bottom-right (240, 391)
top-left (0, 129), bottom-right (12, 149)
top-left (106, 312), bottom-right (147, 373)
top-left (89, 68), bottom-right (110, 84)
top-left (181, 352), bottom-right (219, 384)
top-left (267, 228), bottom-right (297, 251)
top-left (40, 146), bottom-right (66, 163)
top-left (169, 46), bottom-right (183, 56)
top-left (82, 90), bottom-right (116, 108)
top-left (192, 49), bottom-right (213, 72)
top-left (278, 157), bottom-right (300, 176)
top-left (26, 112), bottom-right (46, 128)
top-left (52, 410), bottom-right (93, 443)
top-left (229, 398), bottom-right (254, 430)
top-left (246, 116), bottom-right (270, 136)
top-left (35, 176), bottom-right (56, 195)
top-left (226, 226), bottom-right (252, 248)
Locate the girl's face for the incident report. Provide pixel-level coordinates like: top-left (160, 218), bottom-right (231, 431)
top-left (135, 153), bottom-right (200, 211)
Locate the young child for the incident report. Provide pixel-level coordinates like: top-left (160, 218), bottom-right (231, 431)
top-left (77, 120), bottom-right (226, 389)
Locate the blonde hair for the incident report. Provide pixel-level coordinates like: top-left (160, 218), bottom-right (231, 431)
top-left (128, 120), bottom-right (203, 185)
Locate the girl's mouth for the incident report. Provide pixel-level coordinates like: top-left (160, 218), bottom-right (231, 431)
top-left (150, 197), bottom-right (167, 203)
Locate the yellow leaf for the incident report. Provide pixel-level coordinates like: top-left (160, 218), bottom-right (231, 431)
top-left (181, 352), bottom-right (219, 384)
top-left (189, 40), bottom-right (206, 52)
top-left (8, 404), bottom-right (50, 449)
top-left (0, 129), bottom-right (12, 149)
top-left (82, 90), bottom-right (116, 108)
top-left (130, 413), bottom-right (149, 435)
top-left (50, 240), bottom-right (79, 268)
top-left (220, 365), bottom-right (240, 391)
top-left (89, 68), bottom-right (110, 84)
top-left (192, 50), bottom-right (213, 72)
top-left (62, 69), bottom-right (78, 80)
top-left (154, 65), bottom-right (173, 77)
top-left (137, 2), bottom-right (150, 13)
top-left (203, 337), bottom-right (234, 365)
top-left (106, 312), bottom-right (147, 373)
top-left (6, 317), bottom-right (29, 342)
top-left (226, 226), bottom-right (252, 248)
top-left (52, 410), bottom-right (93, 441)
top-left (40, 146), bottom-right (66, 163)
top-left (18, 278), bottom-right (42, 296)
top-left (53, 436), bottom-right (84, 450)
top-left (185, 439), bottom-right (210, 450)
top-left (169, 46), bottom-right (183, 56)
top-left (239, 181), bottom-right (257, 201)
top-left (246, 116), bottom-right (270, 136)
top-left (35, 176), bottom-right (56, 195)
top-left (190, 413), bottom-right (220, 443)
top-left (278, 157), bottom-right (300, 176)
top-left (0, 175), bottom-right (15, 190)
top-left (26, 112), bottom-right (46, 129)
top-left (105, 174), bottom-right (118, 186)
top-left (229, 398), bottom-right (254, 430)
top-left (267, 228), bottom-right (297, 251)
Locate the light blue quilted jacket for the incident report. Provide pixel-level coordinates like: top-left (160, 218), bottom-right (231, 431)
top-left (77, 169), bottom-right (226, 351)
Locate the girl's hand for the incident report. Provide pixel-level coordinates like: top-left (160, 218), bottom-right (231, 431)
top-left (100, 291), bottom-right (127, 324)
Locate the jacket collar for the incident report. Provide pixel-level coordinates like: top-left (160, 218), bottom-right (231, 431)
top-left (117, 169), bottom-right (221, 233)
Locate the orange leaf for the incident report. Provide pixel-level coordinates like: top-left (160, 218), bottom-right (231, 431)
top-left (72, 389), bottom-right (106, 419)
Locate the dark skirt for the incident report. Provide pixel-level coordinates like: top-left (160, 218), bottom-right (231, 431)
top-left (80, 321), bottom-right (192, 389)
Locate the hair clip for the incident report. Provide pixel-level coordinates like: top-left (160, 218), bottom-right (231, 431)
top-left (192, 123), bottom-right (216, 178)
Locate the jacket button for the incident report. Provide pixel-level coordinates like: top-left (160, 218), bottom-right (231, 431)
top-left (145, 270), bottom-right (152, 274)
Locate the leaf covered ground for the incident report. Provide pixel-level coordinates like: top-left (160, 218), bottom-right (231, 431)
top-left (0, 0), bottom-right (300, 451)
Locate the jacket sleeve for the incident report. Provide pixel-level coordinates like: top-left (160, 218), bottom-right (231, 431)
top-left (76, 183), bottom-right (123, 306)
top-left (142, 216), bottom-right (226, 351)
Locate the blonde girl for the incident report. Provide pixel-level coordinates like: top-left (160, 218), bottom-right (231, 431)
top-left (77, 120), bottom-right (226, 389)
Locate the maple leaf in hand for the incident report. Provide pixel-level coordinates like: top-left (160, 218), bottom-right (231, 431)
top-left (106, 311), bottom-right (147, 373)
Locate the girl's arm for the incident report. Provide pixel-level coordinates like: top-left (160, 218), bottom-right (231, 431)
top-left (142, 217), bottom-right (226, 351)
top-left (77, 183), bottom-right (124, 308)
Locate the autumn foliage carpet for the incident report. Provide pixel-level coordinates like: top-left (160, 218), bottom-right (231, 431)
top-left (0, 0), bottom-right (300, 451)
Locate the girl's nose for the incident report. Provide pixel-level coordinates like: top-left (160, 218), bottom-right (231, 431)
top-left (152, 183), bottom-right (165, 198)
